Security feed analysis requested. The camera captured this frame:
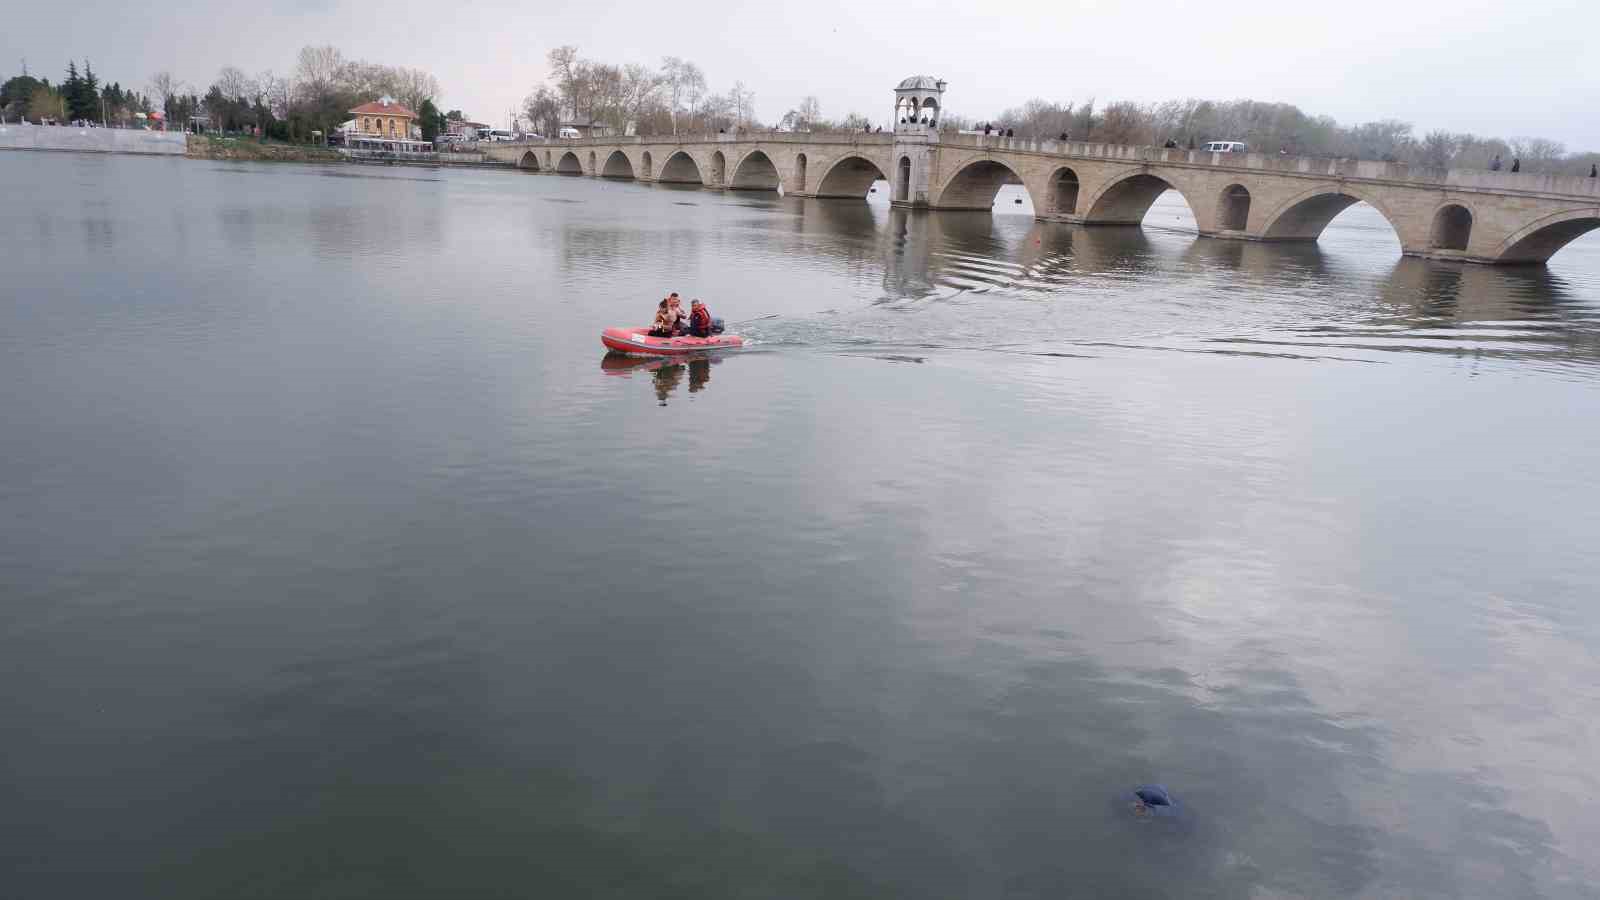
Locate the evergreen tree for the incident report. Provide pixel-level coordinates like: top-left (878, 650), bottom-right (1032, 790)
top-left (417, 98), bottom-right (447, 141)
top-left (63, 61), bottom-right (82, 119)
top-left (79, 60), bottom-right (100, 121)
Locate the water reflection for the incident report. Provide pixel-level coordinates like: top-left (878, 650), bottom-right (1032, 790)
top-left (601, 352), bottom-right (718, 405)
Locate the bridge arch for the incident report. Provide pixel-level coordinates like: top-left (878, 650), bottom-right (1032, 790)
top-left (1492, 209), bottom-right (1600, 264)
top-left (1081, 172), bottom-right (1200, 225)
top-left (556, 151), bottom-right (583, 175)
top-left (710, 151), bottom-right (727, 186)
top-left (1217, 184), bottom-right (1251, 231)
top-left (641, 151), bottom-right (653, 179)
top-left (658, 151), bottom-right (704, 185)
top-left (1428, 203), bottom-right (1473, 252)
top-left (602, 150), bottom-right (635, 179)
top-left (1257, 185), bottom-right (1403, 243)
top-left (933, 157), bottom-right (1032, 210)
top-left (815, 155), bottom-right (889, 199)
top-left (1047, 167), bottom-right (1080, 217)
top-left (517, 150), bottom-right (541, 171)
top-left (730, 149), bottom-right (781, 191)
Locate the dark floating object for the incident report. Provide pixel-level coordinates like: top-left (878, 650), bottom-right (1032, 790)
top-left (1015, 198), bottom-right (1023, 204)
top-left (1128, 784), bottom-right (1179, 820)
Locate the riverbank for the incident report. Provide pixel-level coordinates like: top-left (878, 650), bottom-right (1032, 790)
top-left (186, 135), bottom-right (343, 162)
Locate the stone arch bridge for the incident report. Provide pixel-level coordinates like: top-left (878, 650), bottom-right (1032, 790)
top-left (485, 132), bottom-right (1600, 264)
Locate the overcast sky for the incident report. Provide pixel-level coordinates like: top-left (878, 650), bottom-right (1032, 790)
top-left (5, 0), bottom-right (1595, 148)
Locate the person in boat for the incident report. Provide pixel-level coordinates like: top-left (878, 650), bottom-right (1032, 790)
top-left (649, 298), bottom-right (675, 336)
top-left (688, 299), bottom-right (714, 338)
top-left (665, 295), bottom-right (689, 335)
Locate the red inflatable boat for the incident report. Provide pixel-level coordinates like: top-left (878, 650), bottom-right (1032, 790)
top-left (601, 327), bottom-right (744, 356)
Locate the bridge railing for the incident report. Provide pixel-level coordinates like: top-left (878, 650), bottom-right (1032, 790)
top-left (932, 133), bottom-right (1600, 199)
top-left (504, 130), bottom-right (895, 148)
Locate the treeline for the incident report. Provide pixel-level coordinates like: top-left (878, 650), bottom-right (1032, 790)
top-left (155, 46), bottom-right (447, 143)
top-left (521, 46), bottom-right (873, 138)
top-left (1, 61), bottom-right (153, 125)
top-left (984, 98), bottom-right (1599, 176)
top-left (2, 47), bottom-right (450, 144)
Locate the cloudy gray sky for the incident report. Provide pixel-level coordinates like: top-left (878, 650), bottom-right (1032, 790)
top-left (5, 0), bottom-right (1595, 148)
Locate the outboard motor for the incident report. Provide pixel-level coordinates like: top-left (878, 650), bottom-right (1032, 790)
top-left (711, 317), bottom-right (725, 335)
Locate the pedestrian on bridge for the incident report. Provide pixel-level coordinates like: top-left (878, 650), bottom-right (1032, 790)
top-left (1511, 158), bottom-right (1521, 173)
top-left (1590, 164), bottom-right (1596, 178)
top-left (1490, 154), bottom-right (1503, 171)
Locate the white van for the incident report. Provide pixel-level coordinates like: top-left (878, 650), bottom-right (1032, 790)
top-left (1203, 141), bottom-right (1249, 153)
top-left (558, 127), bottom-right (582, 139)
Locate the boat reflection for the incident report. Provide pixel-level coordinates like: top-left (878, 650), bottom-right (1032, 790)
top-left (601, 352), bottom-right (719, 405)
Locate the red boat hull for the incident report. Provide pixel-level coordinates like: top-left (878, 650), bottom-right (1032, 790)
top-left (601, 327), bottom-right (744, 356)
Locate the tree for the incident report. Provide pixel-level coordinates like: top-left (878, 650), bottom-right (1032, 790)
top-left (215, 66), bottom-right (249, 103)
top-left (730, 81), bottom-right (755, 129)
top-left (1510, 136), bottom-right (1566, 173)
top-left (795, 95), bottom-right (820, 131)
top-left (148, 70), bottom-right (180, 125)
top-left (62, 61), bottom-right (83, 120)
top-left (28, 83), bottom-right (67, 123)
top-left (521, 85), bottom-right (561, 137)
top-left (840, 112), bottom-right (871, 131)
top-left (1, 74), bottom-right (45, 120)
top-left (1417, 130), bottom-right (1459, 169)
top-left (417, 97), bottom-right (447, 140)
top-left (660, 56), bottom-right (705, 135)
top-left (547, 45), bottom-right (583, 120)
top-left (391, 68), bottom-right (439, 116)
top-left (618, 63), bottom-right (664, 135)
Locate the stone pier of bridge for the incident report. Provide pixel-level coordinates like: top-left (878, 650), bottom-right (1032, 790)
top-left (484, 79), bottom-right (1600, 265)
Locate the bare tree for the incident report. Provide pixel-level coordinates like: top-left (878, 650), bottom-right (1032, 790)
top-left (660, 57), bottom-right (705, 135)
top-left (619, 64), bottom-right (664, 135)
top-left (148, 71), bottom-right (180, 112)
top-left (294, 45), bottom-right (345, 104)
top-left (1510, 136), bottom-right (1567, 172)
top-left (391, 68), bottom-right (439, 114)
top-left (1417, 130), bottom-right (1459, 169)
top-left (796, 95), bottom-right (821, 130)
top-left (522, 85), bottom-right (562, 137)
top-left (256, 70), bottom-right (289, 120)
top-left (215, 66), bottom-right (249, 103)
top-left (730, 81), bottom-right (755, 129)
top-left (547, 45), bottom-right (583, 120)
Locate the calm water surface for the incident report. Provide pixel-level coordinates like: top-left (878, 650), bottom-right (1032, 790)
top-left (3, 153), bottom-right (1600, 899)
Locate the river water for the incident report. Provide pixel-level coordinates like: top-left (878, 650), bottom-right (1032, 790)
top-left (3, 152), bottom-right (1599, 899)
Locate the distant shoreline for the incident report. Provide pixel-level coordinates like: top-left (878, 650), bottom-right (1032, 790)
top-left (0, 127), bottom-right (519, 171)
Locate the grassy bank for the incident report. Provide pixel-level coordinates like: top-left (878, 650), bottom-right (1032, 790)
top-left (187, 135), bottom-right (343, 163)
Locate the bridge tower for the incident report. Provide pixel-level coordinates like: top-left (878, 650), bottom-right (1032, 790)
top-left (891, 75), bottom-right (945, 207)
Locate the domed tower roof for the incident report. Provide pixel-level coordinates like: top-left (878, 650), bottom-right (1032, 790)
top-left (896, 75), bottom-right (943, 91)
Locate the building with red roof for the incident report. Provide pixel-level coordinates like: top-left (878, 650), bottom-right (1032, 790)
top-left (348, 96), bottom-right (417, 139)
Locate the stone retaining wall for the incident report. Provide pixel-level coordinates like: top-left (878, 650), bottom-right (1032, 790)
top-left (0, 123), bottom-right (187, 155)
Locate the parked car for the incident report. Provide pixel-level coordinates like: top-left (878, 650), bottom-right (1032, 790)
top-left (1202, 141), bottom-right (1250, 153)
